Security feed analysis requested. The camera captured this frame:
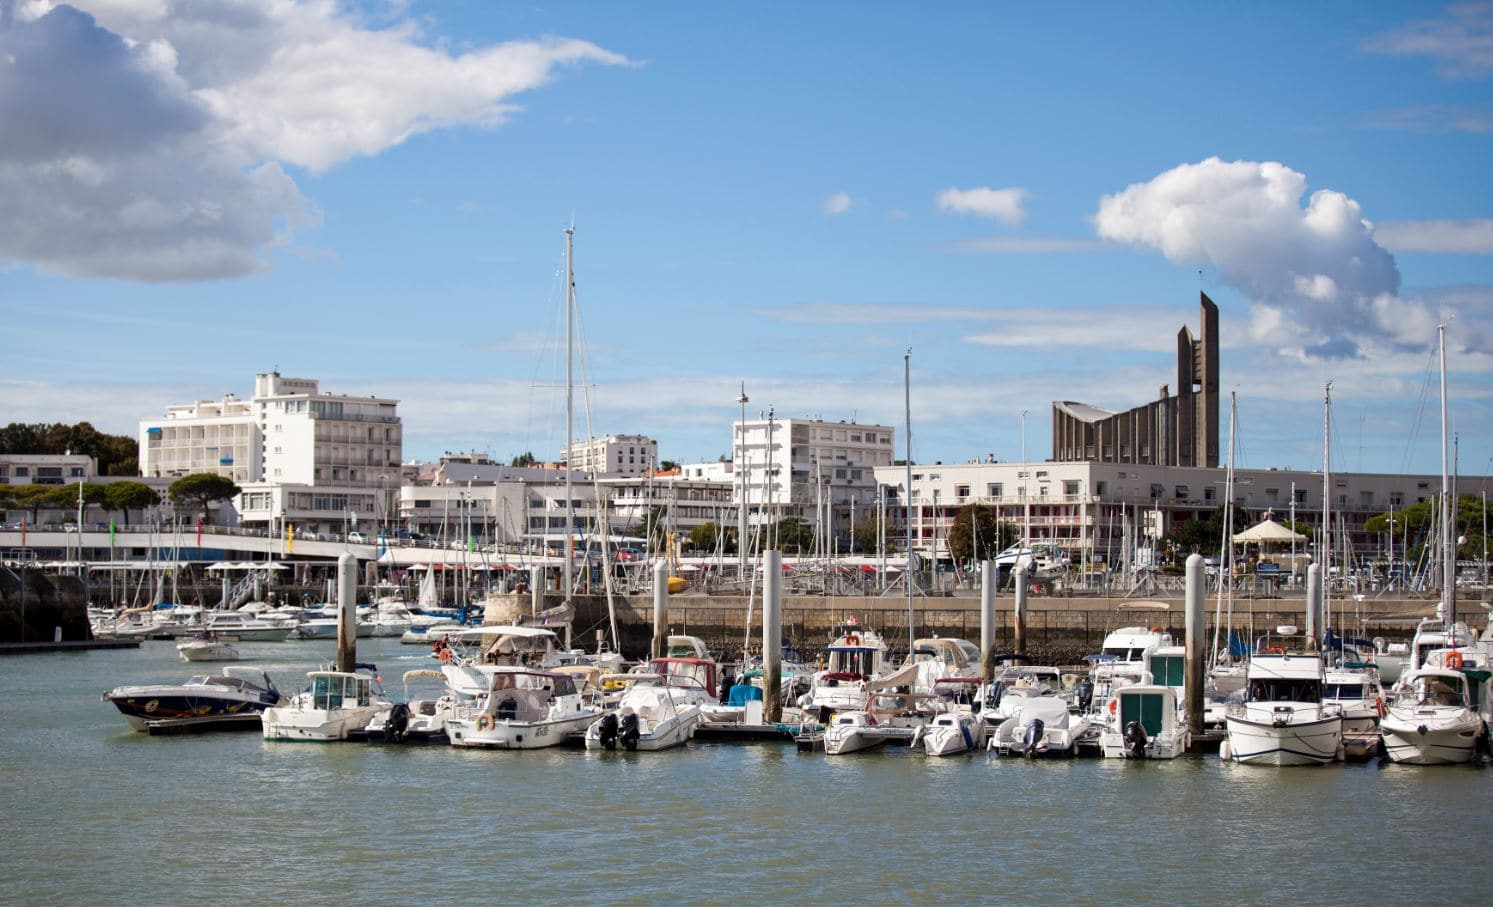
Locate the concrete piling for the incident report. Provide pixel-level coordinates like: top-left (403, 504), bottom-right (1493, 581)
top-left (1305, 564), bottom-right (1321, 641)
top-left (652, 559), bottom-right (668, 660)
top-left (336, 552), bottom-right (356, 673)
top-left (980, 560), bottom-right (996, 681)
top-left (763, 549), bottom-right (783, 723)
top-left (1185, 553), bottom-right (1205, 742)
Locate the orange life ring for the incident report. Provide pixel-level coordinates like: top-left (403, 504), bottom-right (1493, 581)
top-left (476, 714), bottom-right (493, 732)
top-left (1267, 645), bottom-right (1284, 654)
top-left (846, 634), bottom-right (860, 646)
top-left (1445, 651), bottom-right (1464, 669)
top-left (438, 647), bottom-right (452, 664)
top-left (1107, 698), bottom-right (1117, 715)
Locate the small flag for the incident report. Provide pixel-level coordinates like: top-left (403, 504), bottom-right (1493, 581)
top-left (196, 518), bottom-right (202, 548)
top-left (468, 535), bottom-right (476, 554)
top-left (109, 518), bottom-right (116, 546)
top-left (287, 524), bottom-right (295, 553)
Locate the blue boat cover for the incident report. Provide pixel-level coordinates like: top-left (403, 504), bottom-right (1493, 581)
top-left (728, 684), bottom-right (764, 707)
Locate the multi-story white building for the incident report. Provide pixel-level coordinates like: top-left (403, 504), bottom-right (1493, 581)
top-left (562, 434), bottom-right (658, 477)
top-left (734, 416), bottom-right (895, 544)
top-left (0, 453), bottom-right (95, 486)
top-left (874, 459), bottom-right (1487, 571)
top-left (139, 372), bottom-right (402, 534)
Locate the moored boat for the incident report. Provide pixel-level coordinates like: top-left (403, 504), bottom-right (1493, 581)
top-left (1222, 628), bottom-right (1342, 766)
top-left (103, 669), bottom-right (283, 732)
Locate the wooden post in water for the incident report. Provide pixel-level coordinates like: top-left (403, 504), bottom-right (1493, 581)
top-left (337, 552), bottom-right (357, 673)
top-left (763, 548), bottom-right (783, 723)
top-left (652, 559), bottom-right (669, 660)
top-left (1305, 564), bottom-right (1321, 642)
top-left (530, 565), bottom-right (543, 617)
top-left (980, 559), bottom-right (997, 681)
top-left (1012, 566), bottom-right (1028, 656)
top-left (1184, 553), bottom-right (1205, 743)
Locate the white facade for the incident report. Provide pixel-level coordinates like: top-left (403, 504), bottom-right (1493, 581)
top-left (733, 416), bottom-right (895, 543)
top-left (874, 459), bottom-right (1488, 568)
top-left (0, 453), bottom-right (95, 486)
top-left (139, 372), bottom-right (402, 532)
top-left (562, 434), bottom-right (657, 477)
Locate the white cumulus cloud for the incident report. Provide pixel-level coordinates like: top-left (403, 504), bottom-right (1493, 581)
top-left (0, 0), bottom-right (628, 281)
top-left (935, 186), bottom-right (1028, 224)
top-left (1092, 157), bottom-right (1429, 359)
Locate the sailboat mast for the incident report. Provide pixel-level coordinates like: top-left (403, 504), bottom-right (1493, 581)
top-left (1438, 323), bottom-right (1454, 625)
top-left (904, 349), bottom-right (915, 647)
top-left (1322, 380), bottom-right (1332, 638)
top-left (564, 227), bottom-right (575, 601)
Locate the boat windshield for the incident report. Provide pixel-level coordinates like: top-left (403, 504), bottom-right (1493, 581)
top-left (1323, 683), bottom-right (1365, 700)
top-left (490, 672), bottom-right (576, 697)
top-left (828, 648), bottom-right (877, 677)
top-left (1247, 679), bottom-right (1322, 703)
top-left (311, 675), bottom-right (370, 709)
top-left (1399, 676), bottom-right (1464, 708)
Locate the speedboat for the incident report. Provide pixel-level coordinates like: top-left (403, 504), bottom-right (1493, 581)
top-left (364, 669), bottom-right (456, 743)
top-left (446, 667), bottom-right (600, 749)
top-left (906, 637), bottom-right (981, 694)
top-left (989, 696), bottom-right (1088, 757)
top-left (821, 662), bottom-right (929, 755)
top-left (1098, 684), bottom-right (1190, 759)
top-left (262, 667), bottom-right (389, 741)
top-left (103, 668), bottom-right (283, 732)
top-left (1222, 627), bottom-right (1342, 766)
top-left (177, 631), bottom-right (241, 663)
top-left (823, 709), bottom-right (895, 755)
top-left (583, 658), bottom-right (716, 752)
top-left (915, 677), bottom-right (987, 756)
top-left (1379, 666), bottom-right (1485, 765)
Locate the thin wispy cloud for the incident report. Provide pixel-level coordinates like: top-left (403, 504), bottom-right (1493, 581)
top-left (1375, 218), bottom-right (1493, 254)
top-left (950, 237), bottom-right (1105, 254)
top-left (1362, 103), bottom-right (1493, 133)
top-left (1362, 2), bottom-right (1493, 79)
top-left (935, 186), bottom-right (1028, 224)
top-left (823, 191), bottom-right (852, 215)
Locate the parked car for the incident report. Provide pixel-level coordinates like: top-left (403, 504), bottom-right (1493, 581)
top-left (348, 531), bottom-right (367, 544)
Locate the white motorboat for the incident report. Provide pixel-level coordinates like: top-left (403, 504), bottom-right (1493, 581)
top-left (447, 668), bottom-right (600, 749)
top-left (1322, 665), bottom-right (1386, 760)
top-left (1379, 666), bottom-right (1485, 765)
top-left (262, 668), bottom-right (389, 741)
top-left (103, 668), bottom-right (283, 732)
top-left (1098, 684), bottom-right (1190, 759)
top-left (801, 619), bottom-right (894, 718)
top-left (295, 616), bottom-right (375, 640)
top-left (205, 611), bottom-right (293, 642)
top-left (907, 637), bottom-right (981, 694)
top-left (915, 678), bottom-right (987, 756)
top-left (1222, 628), bottom-right (1342, 766)
top-left (364, 669), bottom-right (456, 743)
top-left (992, 542), bottom-right (1070, 579)
top-left (823, 709), bottom-right (902, 755)
top-left (989, 696), bottom-right (1088, 757)
top-left (177, 632), bottom-right (241, 663)
top-left (583, 658), bottom-right (717, 751)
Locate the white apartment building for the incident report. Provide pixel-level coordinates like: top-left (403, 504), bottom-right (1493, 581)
top-left (734, 416), bottom-right (895, 543)
top-left (0, 453), bottom-right (95, 486)
top-left (562, 434), bottom-right (658, 477)
top-left (139, 372), bottom-right (402, 534)
top-left (874, 459), bottom-right (1487, 569)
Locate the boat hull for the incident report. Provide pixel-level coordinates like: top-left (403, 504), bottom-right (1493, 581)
top-left (1224, 712), bottom-right (1342, 765)
top-left (1380, 715), bottom-right (1482, 765)
top-left (107, 692), bottom-right (270, 732)
top-left (583, 707), bottom-right (701, 752)
top-left (448, 712), bottom-right (596, 749)
top-left (262, 705), bottom-right (382, 741)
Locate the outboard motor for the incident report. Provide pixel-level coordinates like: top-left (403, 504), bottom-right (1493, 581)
top-left (597, 713), bottom-right (619, 751)
top-left (619, 712), bottom-right (641, 751)
top-left (1076, 681), bottom-right (1094, 713)
top-left (984, 681), bottom-right (1006, 712)
top-left (1123, 719), bottom-right (1148, 759)
top-left (386, 702), bottom-right (411, 744)
top-left (1022, 718), bottom-right (1045, 758)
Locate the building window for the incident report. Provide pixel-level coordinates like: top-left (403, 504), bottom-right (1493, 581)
top-left (1095, 481), bottom-right (1107, 495)
top-left (987, 483), bottom-right (1002, 497)
top-left (1295, 488), bottom-right (1308, 504)
top-left (1175, 486), bottom-right (1189, 499)
top-left (1064, 481), bottom-right (1079, 496)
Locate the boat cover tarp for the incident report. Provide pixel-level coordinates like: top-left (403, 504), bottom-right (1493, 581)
top-left (727, 684), bottom-right (764, 707)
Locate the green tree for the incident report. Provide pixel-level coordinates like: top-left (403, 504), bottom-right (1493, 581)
top-left (768, 517), bottom-right (815, 554)
top-left (627, 506), bottom-right (668, 549)
top-left (105, 481), bottom-right (161, 526)
top-left (849, 518), bottom-right (880, 555)
top-left (168, 473), bottom-right (241, 523)
top-left (0, 421), bottom-right (139, 475)
top-left (1366, 494), bottom-right (1488, 562)
top-left (1165, 506), bottom-right (1252, 556)
top-left (510, 451), bottom-right (537, 467)
top-left (688, 520), bottom-right (731, 553)
top-left (658, 460), bottom-right (680, 473)
top-left (947, 505), bottom-right (1018, 564)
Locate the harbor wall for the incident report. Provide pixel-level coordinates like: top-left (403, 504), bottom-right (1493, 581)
top-left (0, 569), bottom-right (92, 644)
top-left (494, 591), bottom-right (1452, 665)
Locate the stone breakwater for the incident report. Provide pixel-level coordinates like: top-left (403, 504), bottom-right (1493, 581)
top-left (484, 590), bottom-right (1445, 665)
top-left (0, 569), bottom-right (91, 644)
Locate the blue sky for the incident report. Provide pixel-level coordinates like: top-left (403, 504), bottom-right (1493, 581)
top-left (2, 1), bottom-right (1492, 478)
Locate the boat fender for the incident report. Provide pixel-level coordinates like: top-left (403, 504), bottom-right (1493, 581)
top-left (1375, 695), bottom-right (1386, 719)
top-left (387, 703), bottom-right (410, 743)
top-left (1022, 718), bottom-right (1045, 758)
top-left (438, 647), bottom-right (452, 664)
top-left (1445, 651), bottom-right (1464, 669)
top-left (1417, 724), bottom-right (1429, 736)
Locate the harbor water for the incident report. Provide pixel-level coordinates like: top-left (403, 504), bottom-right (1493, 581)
top-left (2, 638), bottom-right (1488, 905)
